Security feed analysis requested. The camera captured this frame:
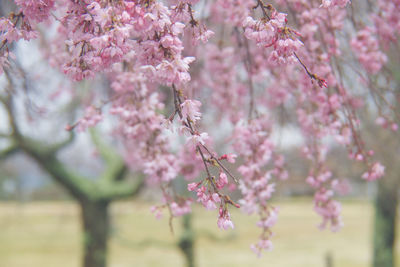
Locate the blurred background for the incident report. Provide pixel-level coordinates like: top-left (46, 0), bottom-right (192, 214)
top-left (1, 0), bottom-right (400, 267)
top-left (0, 126), bottom-right (398, 267)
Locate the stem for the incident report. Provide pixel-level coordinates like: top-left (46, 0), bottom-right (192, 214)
top-left (171, 84), bottom-right (239, 185)
top-left (256, 0), bottom-right (270, 20)
top-left (294, 52), bottom-right (314, 79)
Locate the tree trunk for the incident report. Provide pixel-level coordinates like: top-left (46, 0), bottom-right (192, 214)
top-left (80, 200), bottom-right (110, 267)
top-left (373, 180), bottom-right (397, 267)
top-left (178, 214), bottom-right (195, 267)
top-left (325, 251), bottom-right (333, 267)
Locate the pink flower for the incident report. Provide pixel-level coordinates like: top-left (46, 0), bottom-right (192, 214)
top-left (77, 106), bottom-right (103, 132)
top-left (351, 27), bottom-right (387, 74)
top-left (251, 239), bottom-right (273, 257)
top-left (205, 199), bottom-right (217, 210)
top-left (362, 162), bottom-right (385, 181)
top-left (321, 0), bottom-right (351, 7)
top-left (188, 132), bottom-right (209, 146)
top-left (216, 172), bottom-right (228, 189)
top-left (225, 153), bottom-right (238, 163)
top-left (257, 207), bottom-right (279, 228)
top-left (243, 12), bottom-right (303, 65)
top-left (331, 179), bottom-right (351, 195)
top-left (181, 99), bottom-right (202, 122)
top-left (217, 215), bottom-right (235, 230)
top-left (170, 200), bottom-right (192, 217)
top-left (187, 182), bottom-right (199, 191)
top-left (15, 0), bottom-right (55, 22)
top-left (320, 0), bottom-right (351, 8)
top-left (150, 206), bottom-right (163, 219)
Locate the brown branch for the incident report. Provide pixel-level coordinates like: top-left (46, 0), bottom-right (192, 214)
top-left (294, 52), bottom-right (327, 88)
top-left (255, 0), bottom-right (271, 20)
top-left (171, 85), bottom-right (239, 184)
top-left (200, 144), bottom-right (239, 184)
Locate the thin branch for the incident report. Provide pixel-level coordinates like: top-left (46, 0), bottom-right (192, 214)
top-left (200, 144), bottom-right (239, 184)
top-left (294, 52), bottom-right (327, 88)
top-left (255, 0), bottom-right (271, 20)
top-left (171, 84), bottom-right (239, 184)
top-left (197, 146), bottom-right (212, 178)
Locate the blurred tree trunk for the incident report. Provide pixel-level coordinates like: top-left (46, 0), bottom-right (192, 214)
top-left (373, 179), bottom-right (398, 267)
top-left (178, 214), bottom-right (195, 267)
top-left (325, 251), bottom-right (333, 267)
top-left (81, 200), bottom-right (110, 267)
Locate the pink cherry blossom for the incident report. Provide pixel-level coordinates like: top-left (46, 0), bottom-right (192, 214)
top-left (77, 106), bottom-right (103, 132)
top-left (362, 162), bottom-right (385, 181)
top-left (320, 0), bottom-right (351, 8)
top-left (351, 27), bottom-right (387, 74)
top-left (15, 0), bottom-right (54, 22)
top-left (216, 172), bottom-right (228, 189)
top-left (181, 99), bottom-right (202, 122)
top-left (217, 208), bottom-right (235, 230)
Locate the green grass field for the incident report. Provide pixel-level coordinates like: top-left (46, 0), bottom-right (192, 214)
top-left (0, 199), bottom-right (386, 266)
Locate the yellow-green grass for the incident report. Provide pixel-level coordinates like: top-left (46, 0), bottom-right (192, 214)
top-left (0, 199), bottom-right (385, 267)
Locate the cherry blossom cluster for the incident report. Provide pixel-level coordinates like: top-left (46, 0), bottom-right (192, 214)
top-left (351, 27), bottom-right (387, 74)
top-left (49, 0), bottom-right (211, 84)
top-left (320, 0), bottom-right (351, 8)
top-left (50, 0), bottom-right (138, 80)
top-left (14, 0), bottom-right (54, 23)
top-left (202, 44), bottom-right (245, 123)
top-left (76, 106), bottom-right (103, 132)
top-left (303, 144), bottom-right (343, 231)
top-left (241, 0), bottom-right (385, 238)
top-left (243, 6), bottom-right (303, 65)
top-left (282, 1), bottom-right (373, 232)
top-left (177, 143), bottom-right (204, 181)
top-left (373, 0), bottom-right (400, 46)
top-left (109, 69), bottom-right (179, 185)
top-left (0, 0), bottom-right (56, 74)
top-left (361, 162), bottom-right (385, 182)
top-left (168, 83), bottom-right (240, 228)
top-left (204, 0), bottom-right (386, 251)
top-left (106, 66), bottom-right (200, 220)
top-left (0, 12), bottom-right (34, 74)
top-left (211, 0), bottom-right (254, 26)
top-left (151, 197), bottom-right (193, 219)
top-left (174, 2), bottom-right (214, 45)
top-left (187, 172), bottom-right (238, 230)
top-left (52, 0), bottom-right (221, 224)
top-left (232, 116), bottom-right (287, 255)
top-left (375, 116), bottom-right (398, 133)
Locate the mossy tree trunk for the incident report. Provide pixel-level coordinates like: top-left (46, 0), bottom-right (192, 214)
top-left (373, 179), bottom-right (398, 267)
top-left (81, 200), bottom-right (110, 267)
